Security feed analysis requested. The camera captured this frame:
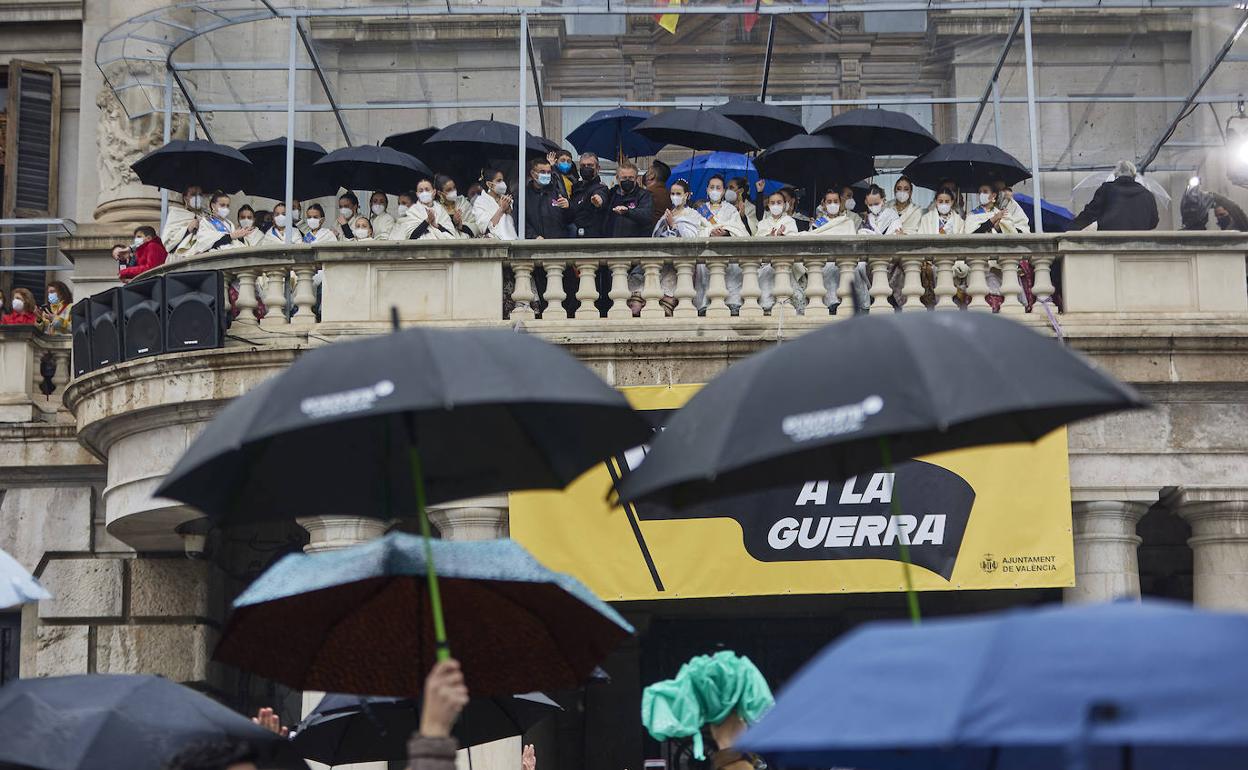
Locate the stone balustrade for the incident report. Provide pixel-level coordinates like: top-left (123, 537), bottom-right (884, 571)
top-left (0, 326), bottom-right (72, 424)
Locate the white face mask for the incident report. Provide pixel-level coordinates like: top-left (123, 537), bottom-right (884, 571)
top-left (979, 192), bottom-right (992, 206)
top-left (371, 203), bottom-right (386, 216)
top-left (725, 189), bottom-right (739, 204)
top-left (868, 202), bottom-right (884, 215)
top-left (274, 214), bottom-right (290, 228)
top-left (239, 218), bottom-right (254, 229)
top-left (824, 202), bottom-right (840, 216)
top-left (352, 227), bottom-right (371, 239)
top-left (536, 173), bottom-right (552, 186)
top-left (397, 204), bottom-right (410, 217)
top-left (216, 206), bottom-right (230, 219)
top-left (11, 299), bottom-right (24, 313)
top-left (306, 217), bottom-right (322, 230)
top-left (895, 190), bottom-right (910, 204)
top-left (707, 188), bottom-right (724, 203)
top-left (339, 206), bottom-right (354, 218)
top-left (444, 191), bottom-right (458, 202)
top-left (417, 190), bottom-right (434, 205)
top-left (293, 208), bottom-right (302, 221)
top-left (671, 194), bottom-right (686, 207)
top-left (188, 194), bottom-right (203, 209)
top-left (937, 202), bottom-right (952, 216)
top-left (768, 203), bottom-right (785, 218)
top-left (133, 236), bottom-right (145, 248)
top-left (844, 197), bottom-right (857, 211)
top-left (494, 181), bottom-right (507, 195)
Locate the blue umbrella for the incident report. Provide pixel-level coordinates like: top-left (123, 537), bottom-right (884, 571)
top-left (567, 108), bottom-right (666, 160)
top-left (1014, 192), bottom-right (1075, 233)
top-left (669, 152), bottom-right (783, 199)
top-left (739, 600), bottom-right (1248, 770)
top-left (0, 547), bottom-right (49, 609)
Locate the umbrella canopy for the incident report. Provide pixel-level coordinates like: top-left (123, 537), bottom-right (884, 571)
top-left (215, 532), bottom-right (634, 697)
top-left (423, 120), bottom-right (552, 162)
top-left (753, 134), bottom-right (876, 191)
top-left (312, 145), bottom-right (432, 196)
top-left (239, 137), bottom-right (340, 201)
top-left (739, 601), bottom-right (1248, 770)
top-left (1073, 172), bottom-right (1172, 212)
top-left (634, 109), bottom-right (759, 154)
top-left (0, 674), bottom-right (306, 770)
top-left (294, 691), bottom-right (561, 764)
top-left (567, 108), bottom-right (666, 160)
top-left (1013, 192), bottom-right (1075, 233)
top-left (813, 108), bottom-right (939, 157)
top-left (902, 142), bottom-right (1031, 191)
top-left (155, 326), bottom-right (652, 524)
top-left (615, 313), bottom-right (1145, 510)
top-left (710, 100), bottom-right (806, 148)
top-left (0, 547), bottom-right (49, 609)
top-left (668, 152), bottom-right (782, 200)
top-left (381, 127), bottom-right (442, 157)
top-left (130, 139), bottom-right (254, 194)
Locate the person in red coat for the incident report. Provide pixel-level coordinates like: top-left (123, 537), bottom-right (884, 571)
top-left (1, 288), bottom-right (38, 325)
top-left (120, 225), bottom-right (168, 281)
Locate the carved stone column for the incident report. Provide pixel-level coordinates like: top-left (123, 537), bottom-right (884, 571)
top-left (1175, 487), bottom-right (1248, 610)
top-left (427, 495), bottom-right (509, 542)
top-left (1064, 500), bottom-right (1150, 604)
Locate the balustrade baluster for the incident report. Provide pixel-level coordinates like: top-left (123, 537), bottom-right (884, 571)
top-left (900, 255), bottom-right (925, 312)
top-left (997, 253), bottom-right (1025, 315)
top-left (772, 260), bottom-right (795, 319)
top-left (607, 260), bottom-right (632, 319)
top-left (868, 256), bottom-right (892, 313)
top-left (705, 260), bottom-right (730, 318)
top-left (672, 261), bottom-right (698, 319)
top-left (542, 263), bottom-right (568, 320)
top-left (836, 256), bottom-right (859, 315)
top-left (575, 261), bottom-right (600, 319)
top-left (260, 269), bottom-right (289, 326)
top-left (932, 256), bottom-right (957, 311)
top-left (1031, 253), bottom-right (1057, 309)
top-left (805, 259), bottom-right (829, 318)
top-left (639, 261), bottom-right (664, 318)
top-left (965, 255), bottom-right (993, 312)
top-left (739, 259), bottom-right (764, 318)
top-left (291, 268), bottom-right (318, 325)
top-left (235, 270), bottom-right (259, 326)
top-left (510, 262), bottom-right (536, 320)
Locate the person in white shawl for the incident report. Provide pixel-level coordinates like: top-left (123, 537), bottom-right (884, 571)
top-left (389, 181), bottom-right (461, 241)
top-left (803, 189), bottom-right (869, 315)
top-left (435, 174), bottom-right (479, 238)
top-left (966, 184), bottom-right (1025, 234)
top-left (182, 192), bottom-right (252, 257)
top-left (839, 184), bottom-right (864, 230)
top-left (993, 181), bottom-right (1032, 233)
top-left (162, 185), bottom-right (205, 260)
top-left (914, 190), bottom-right (969, 308)
top-left (889, 176), bottom-right (924, 234)
top-left (368, 192), bottom-right (396, 240)
top-left (728, 177), bottom-right (758, 235)
top-left (696, 175), bottom-right (749, 238)
top-left (301, 204), bottom-right (339, 244)
top-left (473, 169), bottom-right (518, 240)
top-left (858, 185), bottom-right (902, 235)
top-left (235, 205), bottom-right (264, 248)
top-left (350, 214), bottom-right (377, 241)
top-left (756, 192), bottom-right (804, 313)
top-left (263, 203), bottom-right (301, 245)
top-left (645, 180), bottom-right (707, 315)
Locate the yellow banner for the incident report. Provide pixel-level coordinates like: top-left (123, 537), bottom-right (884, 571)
top-left (511, 384), bottom-right (1074, 601)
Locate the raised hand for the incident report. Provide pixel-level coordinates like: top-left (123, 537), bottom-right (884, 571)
top-left (251, 707), bottom-right (289, 738)
top-left (522, 744), bottom-right (537, 770)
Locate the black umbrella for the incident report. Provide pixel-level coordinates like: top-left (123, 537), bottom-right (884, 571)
top-left (614, 314), bottom-right (1146, 619)
top-left (312, 145), bottom-right (433, 195)
top-left (294, 692), bottom-right (562, 764)
top-left (903, 142), bottom-right (1031, 191)
top-left (711, 100), bottom-right (805, 148)
top-left (381, 127), bottom-right (442, 157)
top-left (754, 134), bottom-right (875, 192)
top-left (239, 137), bottom-right (340, 201)
top-left (423, 120), bottom-right (553, 162)
top-left (813, 108), bottom-right (939, 157)
top-left (634, 109), bottom-right (759, 154)
top-left (130, 139), bottom-right (254, 194)
top-left (0, 674), bottom-right (307, 770)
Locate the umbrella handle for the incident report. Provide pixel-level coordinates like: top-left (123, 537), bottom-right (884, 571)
top-left (410, 446), bottom-right (452, 662)
top-left (878, 437), bottom-right (921, 625)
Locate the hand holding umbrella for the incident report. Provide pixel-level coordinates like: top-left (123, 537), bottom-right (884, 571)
top-left (420, 659), bottom-right (470, 738)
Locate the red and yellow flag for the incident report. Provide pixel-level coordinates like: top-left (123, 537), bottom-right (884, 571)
top-left (655, 0), bottom-right (681, 34)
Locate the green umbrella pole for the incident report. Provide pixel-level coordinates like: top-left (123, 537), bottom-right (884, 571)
top-left (878, 437), bottom-right (921, 625)
top-left (409, 446), bottom-right (451, 662)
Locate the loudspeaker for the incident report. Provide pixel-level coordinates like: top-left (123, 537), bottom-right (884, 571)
top-left (71, 299), bottom-right (91, 377)
top-left (87, 289), bottom-right (121, 370)
top-left (120, 276), bottom-right (164, 360)
top-left (165, 270), bottom-right (225, 352)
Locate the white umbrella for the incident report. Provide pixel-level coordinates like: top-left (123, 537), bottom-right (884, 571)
top-left (0, 547), bottom-right (50, 609)
top-left (1072, 171), bottom-right (1171, 212)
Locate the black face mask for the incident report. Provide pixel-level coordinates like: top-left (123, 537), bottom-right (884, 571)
top-left (619, 179), bottom-right (637, 193)
top-left (579, 166), bottom-right (597, 181)
top-left (1218, 215), bottom-right (1232, 229)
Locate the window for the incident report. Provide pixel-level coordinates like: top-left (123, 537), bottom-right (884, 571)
top-left (0, 613), bottom-right (18, 685)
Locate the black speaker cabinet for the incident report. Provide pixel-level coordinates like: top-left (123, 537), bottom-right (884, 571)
top-left (87, 289), bottom-right (121, 370)
top-left (120, 276), bottom-right (164, 360)
top-left (165, 270), bottom-right (224, 352)
top-left (71, 299), bottom-right (92, 377)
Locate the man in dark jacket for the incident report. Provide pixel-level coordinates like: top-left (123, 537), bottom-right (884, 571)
top-left (606, 161), bottom-right (655, 238)
top-left (570, 152), bottom-right (611, 237)
top-left (1072, 160), bottom-right (1160, 231)
top-left (645, 159), bottom-right (672, 226)
top-left (523, 158), bottom-right (572, 239)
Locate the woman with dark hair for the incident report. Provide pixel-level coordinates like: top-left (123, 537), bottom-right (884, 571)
top-left (472, 168), bottom-right (517, 240)
top-left (37, 281), bottom-right (74, 334)
top-left (301, 203), bottom-right (338, 243)
top-left (391, 179), bottom-right (459, 240)
top-left (727, 176), bottom-right (757, 235)
top-left (435, 174), bottom-right (479, 237)
top-left (235, 204), bottom-right (264, 247)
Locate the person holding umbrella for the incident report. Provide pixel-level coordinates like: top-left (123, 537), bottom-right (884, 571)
top-left (370, 192), bottom-right (396, 239)
top-left (857, 185), bottom-right (901, 235)
top-left (889, 177), bottom-right (923, 234)
top-left (161, 184), bottom-right (205, 259)
top-left (1071, 160), bottom-right (1160, 231)
top-left (473, 169), bottom-right (517, 240)
top-left (605, 161), bottom-right (654, 238)
top-left (392, 180), bottom-right (461, 240)
top-left (301, 203), bottom-right (339, 244)
top-left (524, 158), bottom-right (573, 239)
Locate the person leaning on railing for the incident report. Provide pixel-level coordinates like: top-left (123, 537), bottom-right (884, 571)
top-left (36, 281), bottom-right (73, 334)
top-left (1, 288), bottom-right (37, 325)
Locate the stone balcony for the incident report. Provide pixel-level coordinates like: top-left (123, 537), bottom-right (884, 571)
top-left (2, 230), bottom-right (1238, 552)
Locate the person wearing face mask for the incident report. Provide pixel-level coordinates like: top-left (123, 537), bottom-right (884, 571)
top-left (570, 153), bottom-right (611, 238)
top-left (184, 191), bottom-right (251, 256)
top-left (605, 161), bottom-right (654, 239)
top-left (436, 175), bottom-right (479, 238)
top-left (351, 215), bottom-right (375, 241)
top-left (264, 202), bottom-right (299, 244)
top-left (1, 288), bottom-right (38, 325)
top-left (369, 192), bottom-right (396, 239)
top-left (392, 179), bottom-right (460, 241)
top-left (967, 184), bottom-right (1022, 234)
top-left (334, 192), bottom-right (361, 240)
top-left (858, 185), bottom-right (902, 235)
top-left (472, 170), bottom-right (517, 241)
top-left (523, 159), bottom-right (572, 240)
top-left (992, 181), bottom-right (1032, 233)
top-left (728, 177), bottom-right (757, 235)
top-left (919, 190), bottom-right (966, 235)
top-left (301, 203), bottom-right (339, 244)
top-left (120, 226), bottom-right (168, 281)
top-left (890, 177), bottom-right (923, 234)
top-left (806, 189), bottom-right (858, 235)
top-left (932, 179), bottom-right (963, 216)
top-left (756, 192), bottom-right (798, 237)
top-left (384, 192), bottom-right (417, 239)
top-left (234, 205), bottom-right (265, 247)
top-left (1209, 193), bottom-right (1248, 231)
top-left (697, 175), bottom-right (748, 238)
top-left (644, 179), bottom-right (706, 315)
top-left (36, 281), bottom-right (74, 334)
top-left (552, 150), bottom-right (576, 199)
top-left (839, 184), bottom-right (864, 229)
top-left (162, 184), bottom-right (205, 259)
top-left (755, 191), bottom-right (806, 314)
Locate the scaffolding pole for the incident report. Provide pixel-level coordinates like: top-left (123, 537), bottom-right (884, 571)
top-left (285, 15), bottom-right (298, 244)
top-left (161, 70), bottom-right (172, 231)
top-left (1023, 7), bottom-right (1042, 232)
top-left (296, 18), bottom-right (353, 146)
top-left (759, 17), bottom-right (777, 101)
top-left (965, 10), bottom-right (1022, 143)
top-left (518, 11), bottom-right (528, 241)
top-left (526, 21), bottom-right (547, 138)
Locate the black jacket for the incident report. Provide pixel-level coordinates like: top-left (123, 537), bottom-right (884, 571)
top-left (570, 177), bottom-right (611, 237)
top-left (606, 184), bottom-right (655, 238)
top-left (524, 183), bottom-right (572, 239)
top-left (1072, 177), bottom-right (1160, 231)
